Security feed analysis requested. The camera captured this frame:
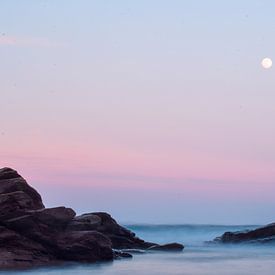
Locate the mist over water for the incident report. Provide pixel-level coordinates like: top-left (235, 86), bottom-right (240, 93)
top-left (6, 224), bottom-right (275, 275)
top-left (126, 224), bottom-right (259, 246)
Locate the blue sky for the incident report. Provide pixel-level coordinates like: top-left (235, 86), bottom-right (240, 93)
top-left (1, 1), bottom-right (275, 224)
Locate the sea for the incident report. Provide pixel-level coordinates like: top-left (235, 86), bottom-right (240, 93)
top-left (3, 224), bottom-right (275, 275)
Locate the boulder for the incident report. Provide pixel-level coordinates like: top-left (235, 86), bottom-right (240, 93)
top-left (214, 223), bottom-right (275, 244)
top-left (67, 212), bottom-right (157, 249)
top-left (4, 207), bottom-right (76, 248)
top-left (56, 231), bottom-right (113, 262)
top-left (27, 207), bottom-right (76, 228)
top-left (66, 213), bottom-right (101, 231)
top-left (0, 168), bottom-right (44, 209)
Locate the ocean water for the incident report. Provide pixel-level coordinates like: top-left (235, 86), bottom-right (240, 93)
top-left (4, 225), bottom-right (275, 275)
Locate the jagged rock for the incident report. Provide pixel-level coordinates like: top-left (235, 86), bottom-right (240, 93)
top-left (0, 168), bottom-right (114, 269)
top-left (66, 213), bottom-right (101, 231)
top-left (0, 167), bottom-right (184, 270)
top-left (0, 226), bottom-right (54, 269)
top-left (93, 212), bottom-right (135, 236)
top-left (213, 223), bottom-right (275, 244)
top-left (67, 212), bottom-right (157, 249)
top-left (0, 167), bottom-right (44, 210)
top-left (147, 243), bottom-right (184, 251)
top-left (4, 207), bottom-right (75, 233)
top-left (56, 231), bottom-right (113, 262)
top-left (0, 167), bottom-right (22, 180)
top-left (27, 207), bottom-right (76, 227)
top-left (0, 191), bottom-right (39, 221)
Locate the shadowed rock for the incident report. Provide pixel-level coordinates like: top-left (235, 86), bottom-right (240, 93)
top-left (213, 223), bottom-right (275, 244)
top-left (113, 250), bottom-right (133, 259)
top-left (0, 191), bottom-right (40, 221)
top-left (0, 167), bottom-right (44, 210)
top-left (56, 231), bottom-right (113, 262)
top-left (0, 226), bottom-right (54, 269)
top-left (66, 213), bottom-right (101, 231)
top-left (67, 212), bottom-right (157, 249)
top-left (0, 168), bottom-right (112, 269)
top-left (0, 167), bottom-right (184, 270)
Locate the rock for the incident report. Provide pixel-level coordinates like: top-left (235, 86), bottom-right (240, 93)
top-left (27, 207), bottom-right (76, 228)
top-left (0, 167), bottom-right (21, 180)
top-left (0, 191), bottom-right (40, 221)
top-left (4, 207), bottom-right (76, 248)
top-left (147, 242), bottom-right (184, 251)
top-left (0, 168), bottom-right (114, 269)
top-left (74, 213), bottom-right (102, 224)
top-left (113, 250), bottom-right (133, 259)
top-left (66, 213), bottom-right (101, 231)
top-left (0, 168), bottom-right (44, 210)
top-left (56, 231), bottom-right (113, 262)
top-left (4, 207), bottom-right (75, 233)
top-left (92, 212), bottom-right (135, 237)
top-left (0, 226), bottom-right (54, 269)
top-left (67, 212), bottom-right (157, 249)
top-left (119, 249), bottom-right (146, 254)
top-left (4, 214), bottom-right (38, 232)
top-left (214, 223), bottom-right (275, 244)
top-left (0, 167), bottom-right (184, 270)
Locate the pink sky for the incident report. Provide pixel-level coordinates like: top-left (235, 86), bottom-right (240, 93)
top-left (1, 1), bottom-right (275, 224)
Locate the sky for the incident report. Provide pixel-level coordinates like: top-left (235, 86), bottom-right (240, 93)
top-left (1, 0), bottom-right (275, 224)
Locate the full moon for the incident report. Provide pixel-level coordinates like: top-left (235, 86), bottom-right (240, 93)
top-left (261, 57), bottom-right (272, 69)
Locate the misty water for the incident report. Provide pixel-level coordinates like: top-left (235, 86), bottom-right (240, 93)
top-left (4, 225), bottom-right (275, 275)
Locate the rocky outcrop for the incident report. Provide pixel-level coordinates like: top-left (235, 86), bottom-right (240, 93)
top-left (213, 223), bottom-right (275, 244)
top-left (0, 167), bottom-right (184, 269)
top-left (0, 168), bottom-right (44, 210)
top-left (67, 212), bottom-right (157, 249)
top-left (0, 168), bottom-right (113, 269)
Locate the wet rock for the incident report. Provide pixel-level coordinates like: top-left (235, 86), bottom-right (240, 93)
top-left (147, 242), bottom-right (184, 251)
top-left (113, 250), bottom-right (133, 259)
top-left (119, 249), bottom-right (146, 254)
top-left (214, 223), bottom-right (275, 244)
